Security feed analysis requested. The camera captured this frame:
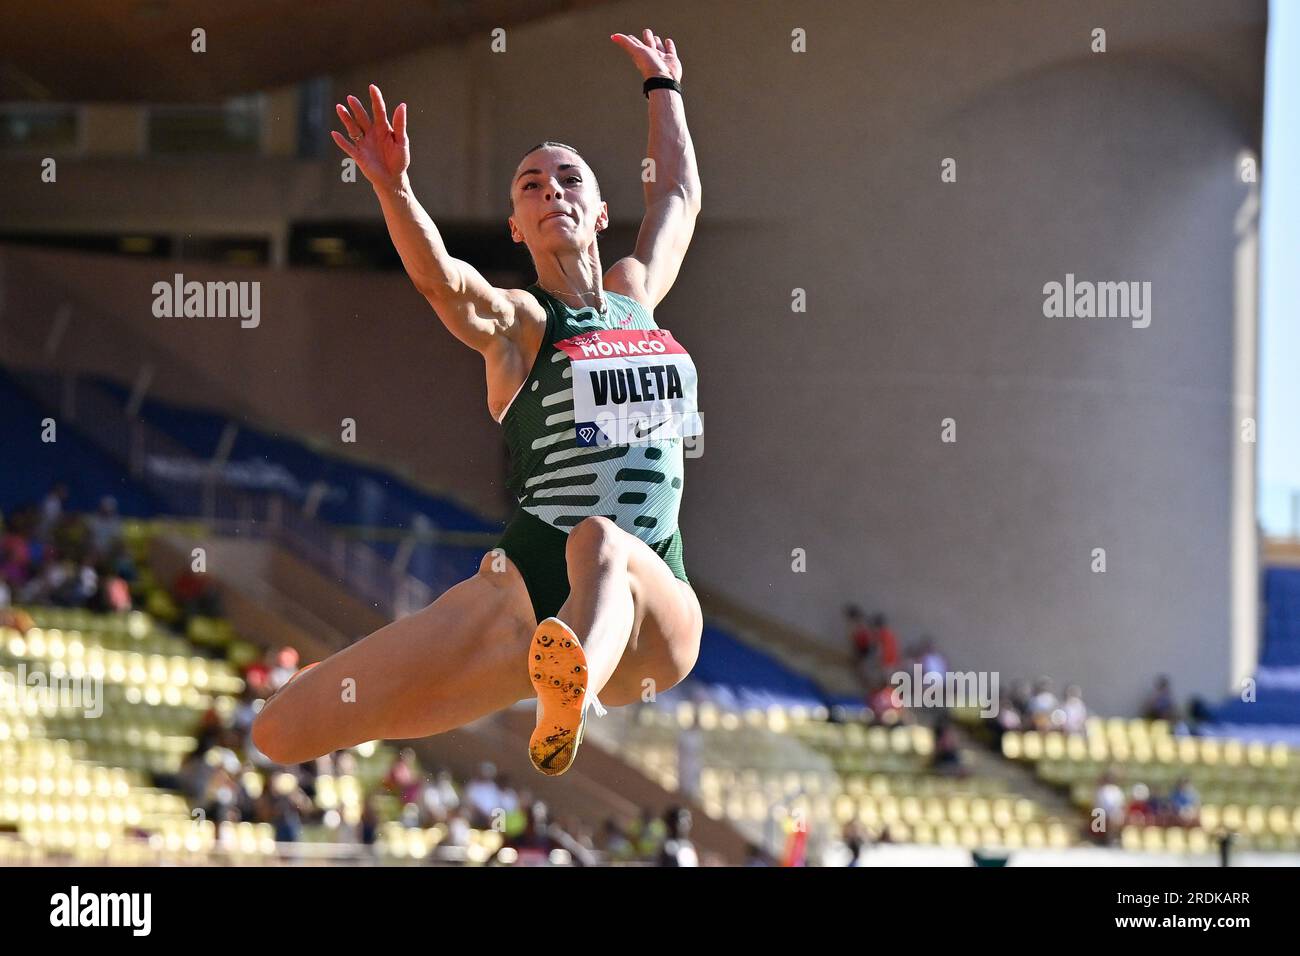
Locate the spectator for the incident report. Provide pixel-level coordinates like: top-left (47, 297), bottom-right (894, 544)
top-left (931, 717), bottom-right (965, 776)
top-left (842, 820), bottom-right (867, 866)
top-left (269, 771), bottom-right (313, 843)
top-left (1125, 783), bottom-right (1153, 825)
top-left (172, 567), bottom-right (222, 622)
top-left (633, 807), bottom-right (667, 859)
top-left (382, 747), bottom-right (422, 806)
top-left (37, 482), bottom-right (69, 541)
top-left (513, 799), bottom-right (556, 855)
top-left (602, 818), bottom-right (636, 862)
top-left (444, 806), bottom-right (472, 848)
top-left (1169, 777), bottom-right (1200, 826)
top-left (989, 693), bottom-right (1021, 750)
top-left (0, 510), bottom-right (34, 590)
top-left (420, 770), bottom-right (459, 825)
top-left (918, 636), bottom-right (946, 678)
top-left (870, 614), bottom-right (900, 669)
top-left (268, 647), bottom-right (300, 693)
top-left (845, 604), bottom-right (872, 664)
top-left (91, 564), bottom-right (132, 613)
top-left (1094, 770), bottom-right (1127, 844)
top-left (656, 807), bottom-right (698, 867)
top-left (1061, 684), bottom-right (1088, 735)
top-left (1143, 675), bottom-right (1177, 722)
top-left (1027, 677), bottom-right (1059, 732)
top-left (360, 794), bottom-right (379, 845)
top-left (464, 762), bottom-right (502, 829)
top-left (495, 771), bottom-right (520, 817)
top-left (87, 496), bottom-right (124, 558)
top-left (869, 678), bottom-right (904, 723)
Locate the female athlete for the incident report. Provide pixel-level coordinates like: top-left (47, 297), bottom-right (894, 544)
top-left (252, 28), bottom-right (704, 777)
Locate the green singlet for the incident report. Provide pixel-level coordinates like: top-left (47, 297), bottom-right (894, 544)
top-left (492, 283), bottom-right (695, 623)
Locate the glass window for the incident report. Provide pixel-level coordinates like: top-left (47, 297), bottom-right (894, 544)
top-left (0, 104), bottom-right (79, 152)
top-left (148, 94), bottom-right (263, 154)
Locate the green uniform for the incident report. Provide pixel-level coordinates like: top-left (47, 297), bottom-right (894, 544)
top-left (494, 283), bottom-right (693, 623)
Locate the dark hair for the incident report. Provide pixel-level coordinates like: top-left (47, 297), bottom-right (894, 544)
top-left (510, 140), bottom-right (601, 209)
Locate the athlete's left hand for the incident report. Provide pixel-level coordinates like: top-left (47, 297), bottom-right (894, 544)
top-left (610, 28), bottom-right (682, 82)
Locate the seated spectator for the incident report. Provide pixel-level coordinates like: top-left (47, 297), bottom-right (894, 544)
top-left (918, 636), bottom-right (946, 678)
top-left (1027, 677), bottom-right (1059, 732)
top-left (1061, 684), bottom-right (1088, 735)
top-left (172, 567), bottom-right (222, 622)
top-left (931, 717), bottom-right (965, 776)
top-left (268, 647), bottom-right (300, 692)
top-left (382, 747), bottom-right (422, 806)
top-left (444, 806), bottom-right (472, 848)
top-left (37, 482), bottom-right (69, 542)
top-left (990, 693), bottom-right (1021, 749)
top-left (1169, 777), bottom-right (1200, 827)
top-left (87, 496), bottom-right (124, 559)
top-left (1143, 675), bottom-right (1178, 722)
top-left (869, 678), bottom-right (905, 723)
top-left (602, 818), bottom-right (637, 862)
top-left (269, 771), bottom-right (313, 843)
top-left (632, 807), bottom-right (667, 859)
top-left (1094, 771), bottom-right (1127, 844)
top-left (91, 565), bottom-right (133, 613)
top-left (464, 762), bottom-right (502, 829)
top-left (495, 771), bottom-right (520, 818)
top-left (1125, 783), bottom-right (1153, 825)
top-left (845, 604), bottom-right (871, 665)
top-left (512, 799), bottom-right (557, 856)
top-left (656, 806), bottom-right (698, 867)
top-left (0, 510), bottom-right (34, 591)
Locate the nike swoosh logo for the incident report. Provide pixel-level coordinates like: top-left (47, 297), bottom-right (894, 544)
top-left (541, 742), bottom-right (567, 769)
top-left (634, 418), bottom-right (670, 438)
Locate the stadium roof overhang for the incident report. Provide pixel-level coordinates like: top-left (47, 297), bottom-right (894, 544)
top-left (0, 0), bottom-right (617, 103)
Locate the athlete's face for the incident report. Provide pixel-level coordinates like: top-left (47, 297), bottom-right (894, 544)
top-left (509, 146), bottom-right (608, 256)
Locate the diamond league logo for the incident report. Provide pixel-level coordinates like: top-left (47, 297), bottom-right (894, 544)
top-left (577, 423), bottom-right (598, 445)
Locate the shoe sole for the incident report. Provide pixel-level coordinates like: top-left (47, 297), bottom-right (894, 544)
top-left (528, 617), bottom-right (590, 776)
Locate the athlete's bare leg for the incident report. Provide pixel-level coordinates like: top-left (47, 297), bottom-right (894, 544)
top-left (251, 551), bottom-right (538, 765)
top-left (252, 519), bottom-right (702, 766)
top-left (554, 516), bottom-right (703, 707)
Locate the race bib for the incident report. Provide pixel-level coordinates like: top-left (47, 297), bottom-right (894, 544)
top-left (556, 328), bottom-right (703, 447)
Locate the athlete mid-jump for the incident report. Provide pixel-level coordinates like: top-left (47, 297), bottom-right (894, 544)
top-left (252, 28), bottom-right (704, 776)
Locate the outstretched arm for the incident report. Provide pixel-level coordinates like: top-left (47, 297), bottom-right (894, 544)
top-left (606, 29), bottom-right (703, 309)
top-left (333, 84), bottom-right (515, 353)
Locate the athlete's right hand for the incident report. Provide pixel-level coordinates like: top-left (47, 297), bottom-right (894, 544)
top-left (332, 84), bottom-right (409, 190)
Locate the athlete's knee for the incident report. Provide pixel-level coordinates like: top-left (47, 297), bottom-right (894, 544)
top-left (250, 696), bottom-right (300, 765)
top-left (250, 665), bottom-right (318, 764)
top-left (478, 547), bottom-right (517, 581)
top-left (566, 515), bottom-right (628, 566)
top-left (475, 549), bottom-right (535, 637)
